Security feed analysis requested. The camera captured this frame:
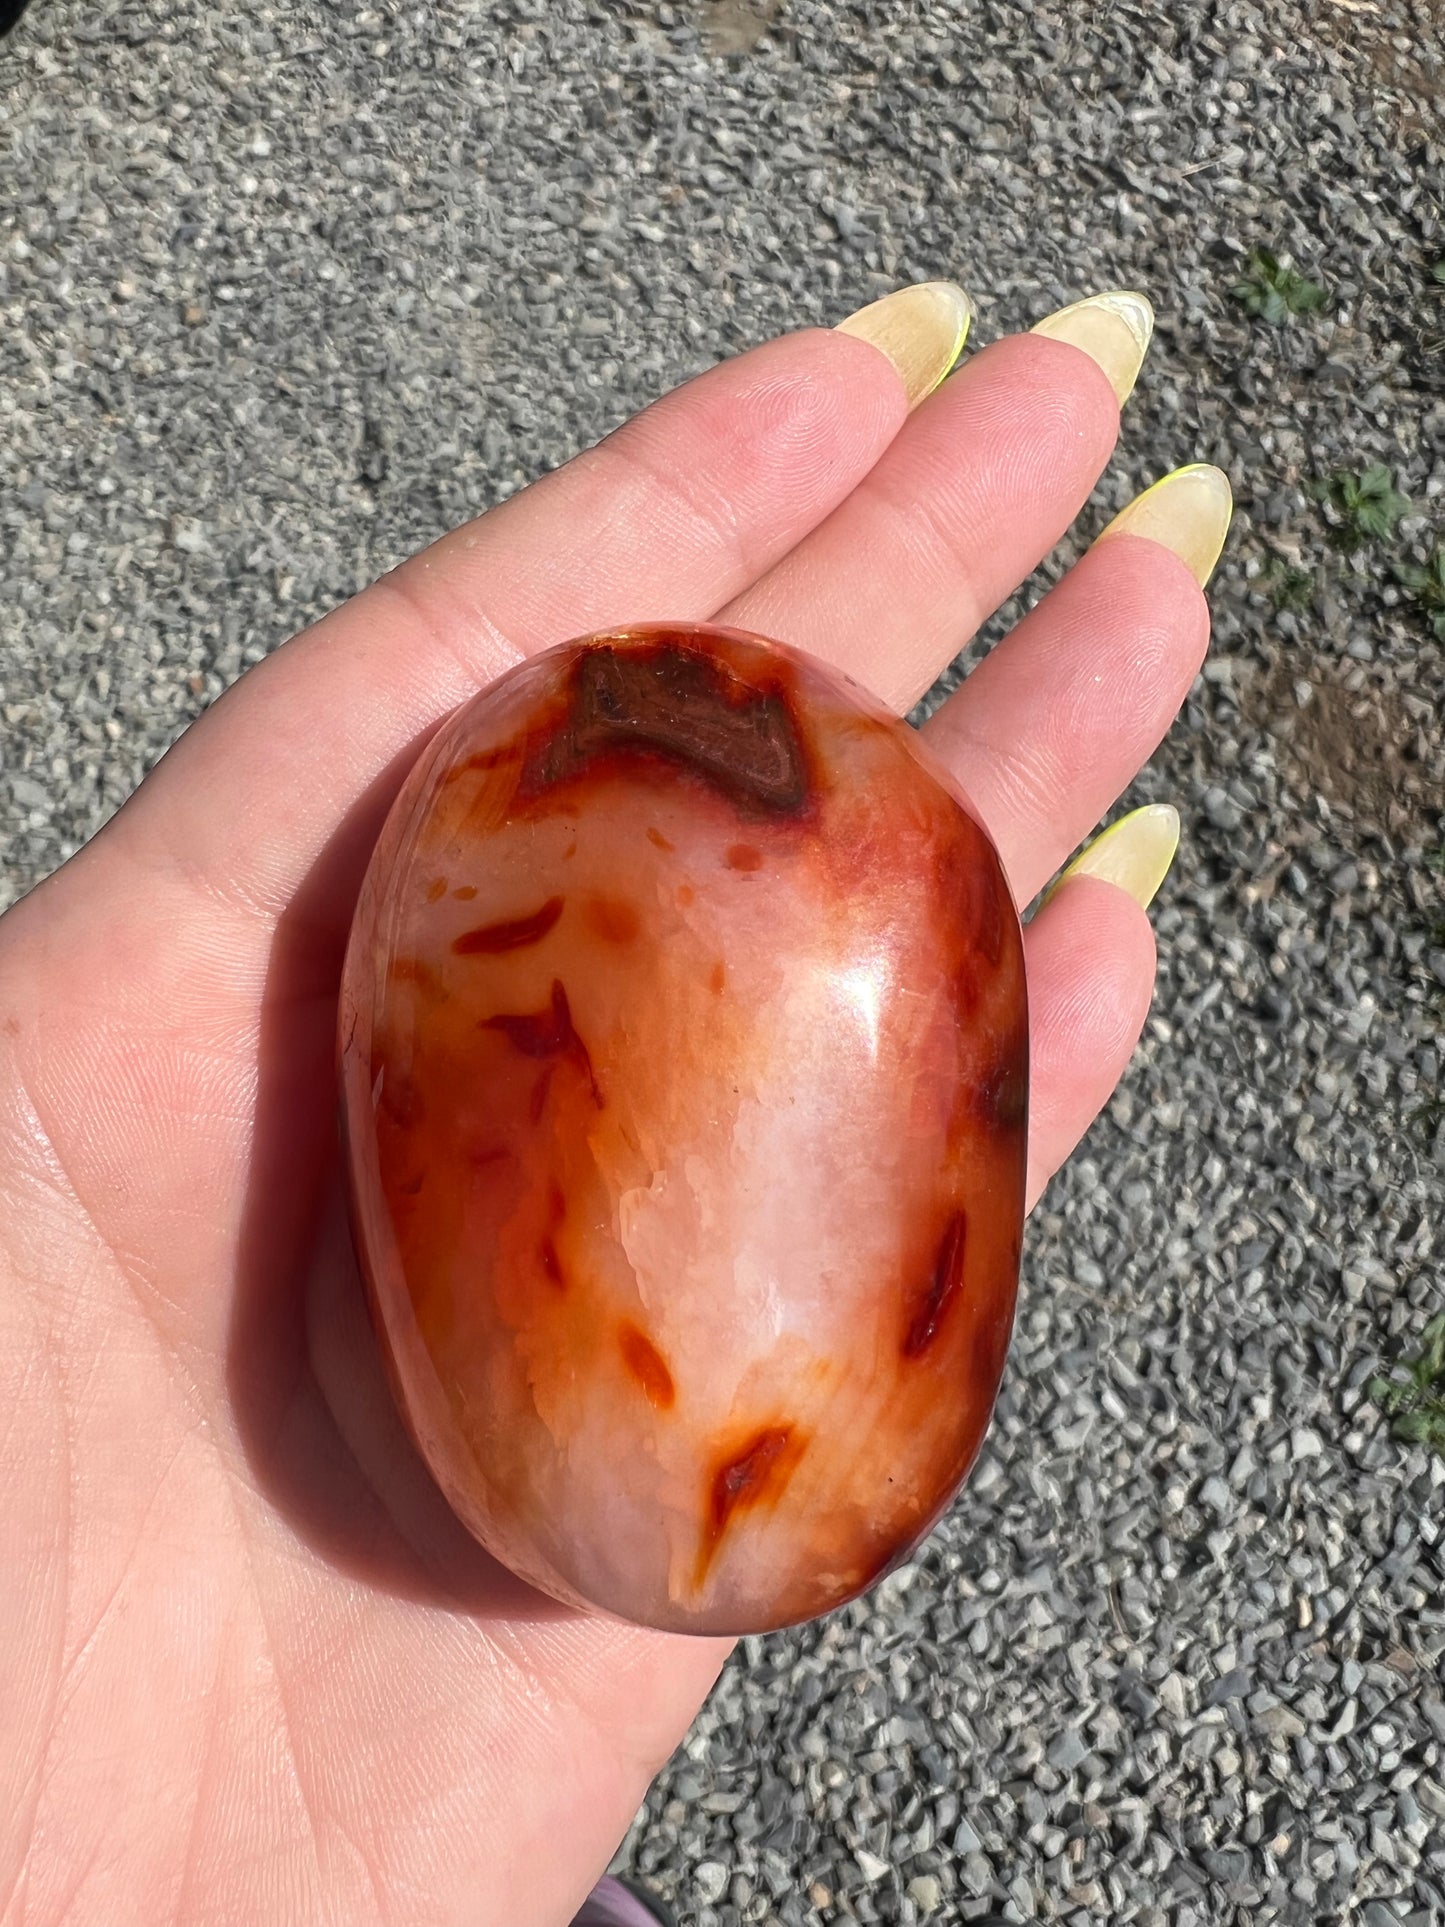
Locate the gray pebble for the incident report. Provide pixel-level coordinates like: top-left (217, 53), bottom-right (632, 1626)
top-left (695, 1863), bottom-right (729, 1906)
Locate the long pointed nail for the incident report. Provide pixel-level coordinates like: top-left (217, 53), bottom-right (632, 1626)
top-left (834, 281), bottom-right (973, 410)
top-left (1097, 463), bottom-right (1233, 588)
top-left (1031, 290), bottom-right (1154, 407)
top-left (1052, 803), bottom-right (1181, 911)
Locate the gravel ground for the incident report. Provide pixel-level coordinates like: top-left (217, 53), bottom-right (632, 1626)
top-left (3, 2), bottom-right (1444, 1923)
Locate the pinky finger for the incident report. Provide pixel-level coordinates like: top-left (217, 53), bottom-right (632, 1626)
top-left (1023, 805), bottom-right (1180, 1211)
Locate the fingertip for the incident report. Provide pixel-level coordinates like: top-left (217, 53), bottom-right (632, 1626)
top-left (1029, 289), bottom-right (1154, 408)
top-left (1030, 871), bottom-right (1158, 1037)
top-left (1062, 522), bottom-right (1214, 678)
top-left (1023, 874), bottom-right (1160, 1209)
top-left (832, 281), bottom-right (974, 411)
top-left (931, 333), bottom-right (1124, 536)
top-left (630, 323), bottom-right (911, 501)
top-left (976, 329), bottom-right (1127, 449)
top-left (1098, 464), bottom-right (1233, 590)
top-left (1049, 803), bottom-right (1181, 913)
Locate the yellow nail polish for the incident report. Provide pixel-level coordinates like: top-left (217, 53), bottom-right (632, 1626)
top-left (1053, 803), bottom-right (1181, 911)
top-left (834, 281), bottom-right (972, 410)
top-left (1097, 464), bottom-right (1233, 589)
top-left (1030, 290), bottom-right (1154, 407)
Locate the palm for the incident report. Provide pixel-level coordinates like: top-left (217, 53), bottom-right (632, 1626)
top-left (0, 308), bottom-right (1218, 1925)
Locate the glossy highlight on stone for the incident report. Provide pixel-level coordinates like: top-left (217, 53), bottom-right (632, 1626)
top-left (339, 623), bottom-right (1029, 1634)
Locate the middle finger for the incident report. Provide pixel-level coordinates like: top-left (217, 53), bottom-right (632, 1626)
top-left (717, 291), bottom-right (1153, 709)
top-left (923, 463), bottom-right (1229, 905)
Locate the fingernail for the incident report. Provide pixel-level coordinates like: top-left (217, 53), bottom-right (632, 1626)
top-left (1097, 463), bottom-right (1233, 588)
top-left (834, 281), bottom-right (973, 410)
top-left (1030, 290), bottom-right (1154, 407)
top-left (1053, 803), bottom-right (1181, 911)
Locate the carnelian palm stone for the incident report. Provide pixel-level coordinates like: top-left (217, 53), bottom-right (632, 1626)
top-left (340, 623), bottom-right (1029, 1634)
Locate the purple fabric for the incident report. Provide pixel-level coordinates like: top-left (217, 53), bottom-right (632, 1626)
top-left (569, 1876), bottom-right (665, 1927)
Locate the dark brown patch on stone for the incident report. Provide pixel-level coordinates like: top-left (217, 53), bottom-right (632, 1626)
top-left (975, 1022), bottom-right (1029, 1137)
top-left (726, 842), bottom-right (764, 872)
top-left (618, 1322), bottom-right (676, 1410)
top-left (585, 895), bottom-right (642, 944)
top-left (450, 744), bottom-right (522, 779)
top-left (455, 895), bottom-right (565, 955)
top-left (482, 980), bottom-right (602, 1107)
top-left (697, 1422), bottom-right (804, 1586)
top-left (936, 819), bottom-right (1010, 1018)
top-left (903, 1211), bottom-right (968, 1359)
top-left (518, 640), bottom-right (814, 819)
top-left (539, 1236), bottom-right (567, 1292)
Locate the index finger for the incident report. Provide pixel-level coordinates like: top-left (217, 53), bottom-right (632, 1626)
top-left (66, 294), bottom-right (971, 933)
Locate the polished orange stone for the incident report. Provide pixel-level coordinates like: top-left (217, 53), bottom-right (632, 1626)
top-left (339, 623), bottom-right (1028, 1633)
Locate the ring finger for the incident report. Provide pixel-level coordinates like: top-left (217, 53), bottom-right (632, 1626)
top-left (718, 291), bottom-right (1155, 711)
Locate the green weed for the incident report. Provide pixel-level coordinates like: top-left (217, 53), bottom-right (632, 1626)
top-left (1308, 465), bottom-right (1412, 552)
top-left (1371, 1314), bottom-right (1445, 1455)
top-left (1396, 544), bottom-right (1445, 641)
top-left (1257, 552), bottom-right (1317, 613)
top-left (1232, 249), bottom-right (1328, 323)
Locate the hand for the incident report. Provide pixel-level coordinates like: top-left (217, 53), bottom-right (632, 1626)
top-left (0, 283), bottom-right (1226, 1926)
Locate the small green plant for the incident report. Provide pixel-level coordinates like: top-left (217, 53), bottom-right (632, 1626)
top-left (1257, 551), bottom-right (1317, 613)
top-left (1308, 465), bottom-right (1412, 552)
top-left (1431, 260), bottom-right (1445, 286)
top-left (1371, 1314), bottom-right (1445, 1453)
top-left (1231, 248), bottom-right (1328, 322)
top-left (1397, 544), bottom-right (1445, 640)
